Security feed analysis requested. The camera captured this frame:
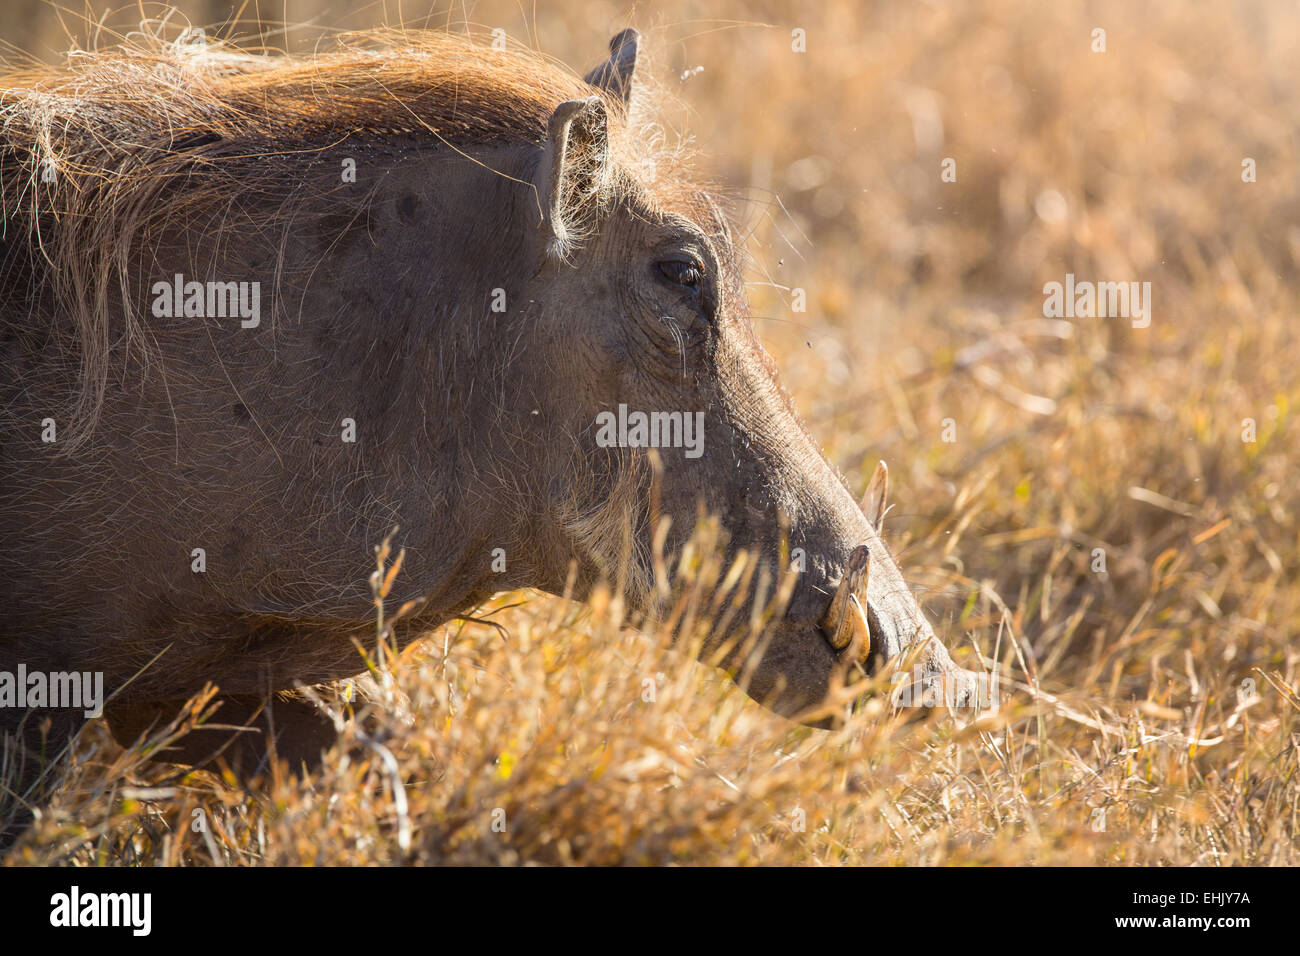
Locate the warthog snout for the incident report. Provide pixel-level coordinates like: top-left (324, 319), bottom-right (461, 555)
top-left (744, 461), bottom-right (989, 725)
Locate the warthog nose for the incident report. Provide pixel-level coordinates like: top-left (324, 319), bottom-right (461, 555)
top-left (818, 544), bottom-right (872, 660)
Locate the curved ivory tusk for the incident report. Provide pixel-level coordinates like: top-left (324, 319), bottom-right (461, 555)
top-left (860, 460), bottom-right (888, 532)
top-left (821, 544), bottom-right (871, 654)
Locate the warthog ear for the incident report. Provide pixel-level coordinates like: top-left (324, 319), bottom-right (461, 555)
top-left (536, 96), bottom-right (611, 258)
top-left (583, 28), bottom-right (640, 107)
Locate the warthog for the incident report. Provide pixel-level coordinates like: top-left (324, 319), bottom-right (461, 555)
top-left (0, 28), bottom-right (980, 829)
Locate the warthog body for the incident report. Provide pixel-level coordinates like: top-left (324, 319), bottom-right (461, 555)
top-left (0, 29), bottom-right (977, 830)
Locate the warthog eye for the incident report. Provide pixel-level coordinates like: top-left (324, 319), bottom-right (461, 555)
top-left (657, 258), bottom-right (703, 291)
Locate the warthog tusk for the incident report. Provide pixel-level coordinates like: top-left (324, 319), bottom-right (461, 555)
top-left (860, 460), bottom-right (888, 532)
top-left (821, 544), bottom-right (871, 656)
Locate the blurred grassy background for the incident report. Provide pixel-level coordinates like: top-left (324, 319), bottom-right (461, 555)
top-left (4, 0), bottom-right (1298, 864)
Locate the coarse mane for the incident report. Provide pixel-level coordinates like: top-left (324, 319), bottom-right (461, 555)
top-left (0, 27), bottom-right (699, 449)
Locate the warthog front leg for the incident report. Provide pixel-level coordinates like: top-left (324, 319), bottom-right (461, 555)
top-left (105, 693), bottom-right (341, 781)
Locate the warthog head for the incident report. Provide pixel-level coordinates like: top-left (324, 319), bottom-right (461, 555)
top-left (0, 29), bottom-right (982, 741)
top-left (507, 31), bottom-right (982, 720)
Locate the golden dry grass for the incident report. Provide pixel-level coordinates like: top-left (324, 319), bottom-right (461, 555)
top-left (4, 0), bottom-right (1298, 865)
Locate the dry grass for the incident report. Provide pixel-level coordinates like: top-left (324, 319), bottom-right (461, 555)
top-left (4, 0), bottom-right (1299, 865)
